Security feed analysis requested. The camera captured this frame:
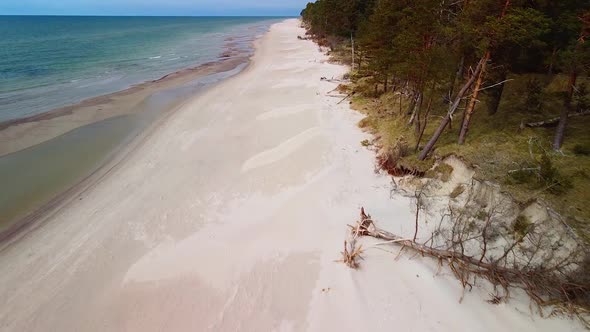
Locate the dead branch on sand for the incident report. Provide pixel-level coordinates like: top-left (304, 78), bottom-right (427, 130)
top-left (341, 207), bottom-right (590, 327)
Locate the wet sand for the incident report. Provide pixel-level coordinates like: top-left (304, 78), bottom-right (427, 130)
top-left (0, 56), bottom-right (248, 157)
top-left (0, 19), bottom-right (585, 332)
top-left (0, 48), bottom-right (248, 235)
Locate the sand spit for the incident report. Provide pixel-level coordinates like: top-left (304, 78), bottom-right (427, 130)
top-left (0, 19), bottom-right (584, 331)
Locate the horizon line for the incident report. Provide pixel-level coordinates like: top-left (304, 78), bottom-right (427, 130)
top-left (0, 14), bottom-right (299, 17)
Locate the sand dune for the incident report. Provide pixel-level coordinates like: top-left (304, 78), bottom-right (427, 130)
top-left (0, 19), bottom-right (584, 331)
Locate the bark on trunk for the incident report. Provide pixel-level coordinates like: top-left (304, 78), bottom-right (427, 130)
top-left (458, 51), bottom-right (490, 145)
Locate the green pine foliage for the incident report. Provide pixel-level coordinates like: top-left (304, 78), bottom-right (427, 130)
top-left (301, 1), bottom-right (590, 232)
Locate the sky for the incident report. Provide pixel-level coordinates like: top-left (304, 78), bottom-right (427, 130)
top-left (0, 0), bottom-right (308, 16)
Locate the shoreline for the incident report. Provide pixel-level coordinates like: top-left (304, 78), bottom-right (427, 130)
top-left (0, 55), bottom-right (248, 157)
top-left (0, 33), bottom-right (260, 243)
top-left (0, 19), bottom-right (584, 331)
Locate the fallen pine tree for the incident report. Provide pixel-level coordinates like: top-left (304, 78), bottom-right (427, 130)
top-left (523, 110), bottom-right (590, 128)
top-left (342, 207), bottom-right (590, 326)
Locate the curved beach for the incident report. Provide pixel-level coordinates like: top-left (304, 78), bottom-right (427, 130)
top-left (0, 19), bottom-right (584, 331)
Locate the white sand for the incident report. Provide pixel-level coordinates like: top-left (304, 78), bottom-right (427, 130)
top-left (0, 19), bottom-right (584, 331)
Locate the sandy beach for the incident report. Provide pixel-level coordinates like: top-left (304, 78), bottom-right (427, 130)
top-left (0, 19), bottom-right (584, 331)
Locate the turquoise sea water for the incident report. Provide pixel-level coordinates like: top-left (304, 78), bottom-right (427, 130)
top-left (0, 16), bottom-right (283, 233)
top-left (0, 16), bottom-right (280, 122)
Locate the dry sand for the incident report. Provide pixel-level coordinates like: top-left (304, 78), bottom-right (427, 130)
top-left (0, 19), bottom-right (584, 331)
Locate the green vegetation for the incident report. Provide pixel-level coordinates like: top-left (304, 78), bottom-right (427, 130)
top-left (425, 163), bottom-right (454, 182)
top-left (450, 184), bottom-right (465, 199)
top-left (512, 215), bottom-right (532, 238)
top-left (302, 0), bottom-right (590, 236)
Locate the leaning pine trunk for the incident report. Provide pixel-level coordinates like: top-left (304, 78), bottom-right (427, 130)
top-left (457, 0), bottom-right (510, 144)
top-left (418, 57), bottom-right (486, 160)
top-left (553, 71), bottom-right (577, 150)
top-left (351, 33), bottom-right (355, 71)
top-left (447, 55), bottom-right (465, 102)
top-left (486, 69), bottom-right (507, 115)
top-left (415, 96), bottom-right (433, 152)
top-left (553, 12), bottom-right (587, 150)
top-left (408, 91), bottom-right (422, 127)
top-left (458, 51), bottom-right (490, 145)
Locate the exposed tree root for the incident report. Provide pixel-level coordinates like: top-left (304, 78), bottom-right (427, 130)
top-left (377, 151), bottom-right (425, 177)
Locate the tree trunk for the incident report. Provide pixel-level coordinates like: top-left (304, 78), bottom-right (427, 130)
top-left (447, 55), bottom-right (465, 102)
top-left (418, 57), bottom-right (486, 160)
top-left (486, 69), bottom-right (507, 115)
top-left (525, 110), bottom-right (590, 128)
top-left (548, 47), bottom-right (557, 76)
top-left (407, 92), bottom-right (417, 116)
top-left (351, 33), bottom-right (355, 71)
top-left (408, 91), bottom-right (422, 126)
top-left (415, 96), bottom-right (433, 152)
top-left (552, 12), bottom-right (588, 150)
top-left (553, 71), bottom-right (577, 150)
top-left (458, 51), bottom-right (490, 145)
top-left (359, 50), bottom-right (363, 71)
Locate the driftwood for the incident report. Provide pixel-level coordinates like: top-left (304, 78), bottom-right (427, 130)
top-left (337, 92), bottom-right (353, 104)
top-left (342, 207), bottom-right (590, 326)
top-left (326, 92), bottom-right (353, 104)
top-left (321, 77), bottom-right (349, 83)
top-left (523, 110), bottom-right (590, 128)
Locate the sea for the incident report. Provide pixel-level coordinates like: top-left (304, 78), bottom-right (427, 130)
top-left (0, 16), bottom-right (281, 122)
top-left (0, 16), bottom-right (284, 235)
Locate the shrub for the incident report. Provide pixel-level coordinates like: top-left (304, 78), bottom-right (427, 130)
top-left (524, 78), bottom-right (543, 111)
top-left (476, 210), bottom-right (489, 220)
top-left (539, 153), bottom-right (572, 195)
top-left (507, 154), bottom-right (571, 195)
top-left (574, 83), bottom-right (589, 112)
top-left (512, 215), bottom-right (531, 238)
top-left (508, 169), bottom-right (536, 184)
top-left (450, 184), bottom-right (465, 199)
top-left (573, 144), bottom-right (590, 156)
top-left (425, 163), bottom-right (454, 182)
